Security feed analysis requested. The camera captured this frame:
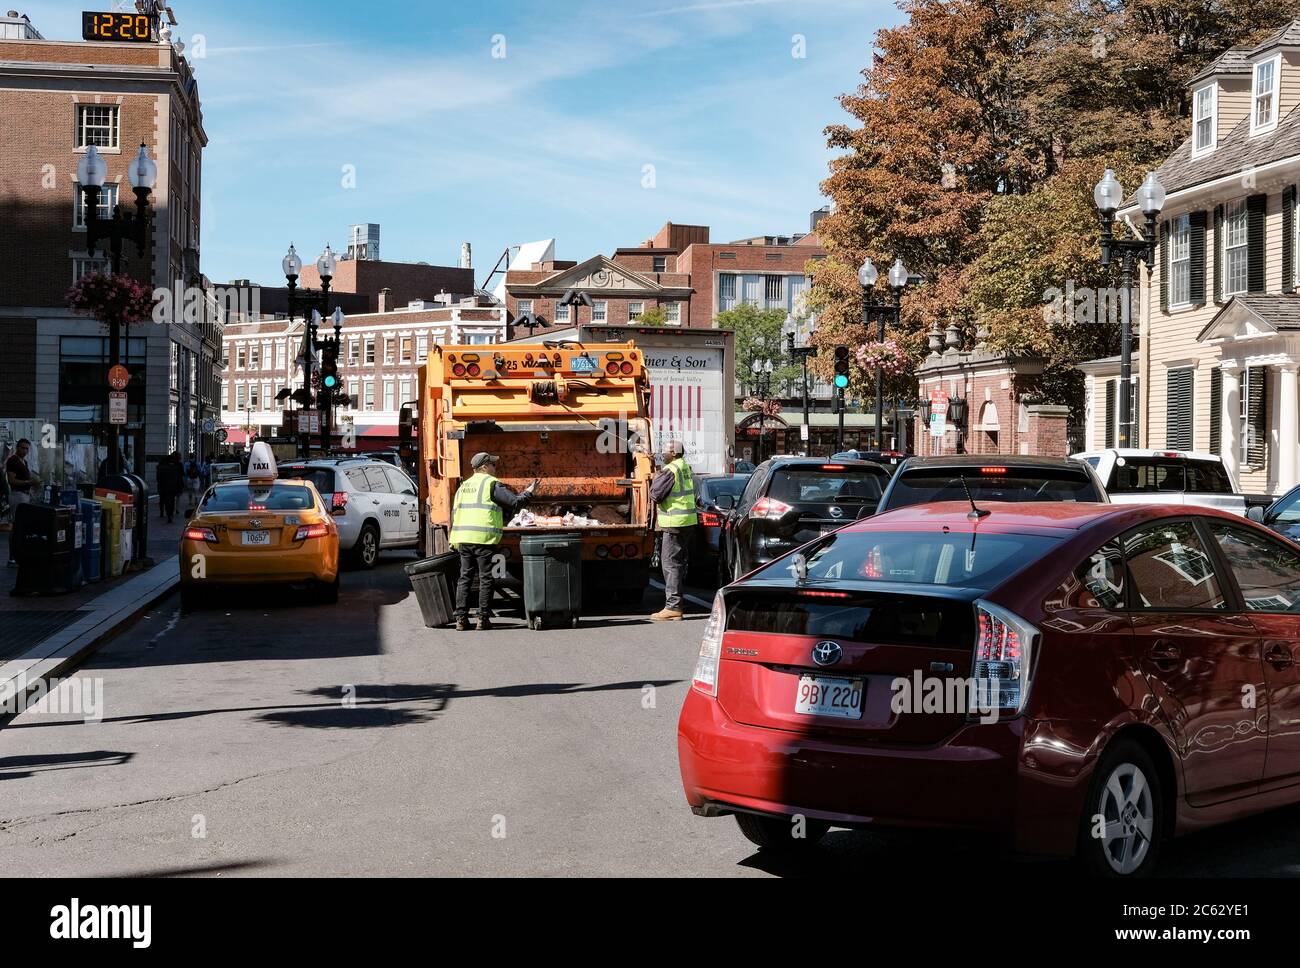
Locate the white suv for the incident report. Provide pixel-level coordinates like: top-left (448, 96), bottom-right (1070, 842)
top-left (1072, 449), bottom-right (1246, 516)
top-left (279, 458), bottom-right (420, 567)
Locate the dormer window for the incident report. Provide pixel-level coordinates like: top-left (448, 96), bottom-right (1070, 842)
top-left (1193, 84), bottom-right (1216, 154)
top-left (1252, 55), bottom-right (1280, 134)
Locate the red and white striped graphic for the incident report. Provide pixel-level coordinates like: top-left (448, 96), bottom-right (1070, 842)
top-left (649, 383), bottom-right (703, 436)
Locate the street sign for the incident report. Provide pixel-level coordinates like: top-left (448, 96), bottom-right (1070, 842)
top-left (297, 411), bottom-right (321, 434)
top-left (217, 428), bottom-right (229, 443)
top-left (800, 424), bottom-right (809, 441)
top-left (108, 391), bottom-right (128, 425)
top-left (929, 385), bottom-right (949, 414)
top-left (108, 365), bottom-right (130, 391)
top-left (929, 411), bottom-right (947, 438)
top-left (201, 418), bottom-right (216, 434)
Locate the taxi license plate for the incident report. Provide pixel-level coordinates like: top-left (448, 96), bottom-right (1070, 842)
top-left (794, 675), bottom-right (864, 719)
top-left (242, 530), bottom-right (271, 546)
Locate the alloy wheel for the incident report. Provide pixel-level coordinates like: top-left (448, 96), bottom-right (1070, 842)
top-left (1097, 762), bottom-right (1155, 875)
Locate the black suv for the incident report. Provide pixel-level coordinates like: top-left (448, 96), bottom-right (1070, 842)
top-left (716, 457), bottom-right (889, 582)
top-left (875, 454), bottom-right (1107, 513)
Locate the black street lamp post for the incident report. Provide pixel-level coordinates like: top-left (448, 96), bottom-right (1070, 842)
top-left (78, 143), bottom-right (158, 479)
top-left (282, 244), bottom-right (340, 457)
top-left (786, 321), bottom-right (817, 456)
top-left (750, 358), bottom-right (774, 464)
top-left (858, 256), bottom-right (910, 450)
top-left (1093, 168), bottom-right (1165, 449)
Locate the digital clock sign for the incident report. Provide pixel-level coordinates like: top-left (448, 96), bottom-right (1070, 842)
top-left (81, 12), bottom-right (154, 43)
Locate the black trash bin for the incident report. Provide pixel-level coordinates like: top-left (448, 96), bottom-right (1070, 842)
top-left (520, 532), bottom-right (582, 630)
top-left (11, 502), bottom-right (78, 597)
top-left (405, 551), bottom-right (461, 628)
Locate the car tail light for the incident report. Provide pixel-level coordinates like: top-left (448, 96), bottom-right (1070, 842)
top-left (452, 363), bottom-right (466, 377)
top-left (294, 523), bottom-right (330, 541)
top-left (822, 464), bottom-right (847, 471)
top-left (979, 466), bottom-right (1008, 475)
top-left (751, 496), bottom-right (792, 519)
top-left (184, 526), bottom-right (217, 543)
top-left (971, 600), bottom-right (1039, 718)
top-left (330, 491), bottom-right (348, 515)
top-left (620, 362), bottom-right (633, 375)
top-left (693, 594), bottom-right (725, 696)
top-left (606, 361), bottom-right (620, 375)
top-left (699, 510), bottom-right (722, 527)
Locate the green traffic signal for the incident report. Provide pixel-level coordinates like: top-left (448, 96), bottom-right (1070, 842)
top-left (834, 374), bottom-right (849, 389)
top-left (323, 374), bottom-right (338, 389)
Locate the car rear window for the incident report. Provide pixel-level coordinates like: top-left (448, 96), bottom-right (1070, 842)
top-left (1185, 460), bottom-right (1233, 493)
top-left (1106, 458), bottom-right (1232, 494)
top-left (885, 466), bottom-right (1100, 508)
top-left (699, 477), bottom-right (748, 503)
top-left (279, 467), bottom-right (335, 494)
top-left (759, 529), bottom-right (1062, 592)
top-left (726, 589), bottom-right (974, 647)
top-left (202, 482), bottom-right (316, 512)
top-left (767, 466), bottom-right (883, 504)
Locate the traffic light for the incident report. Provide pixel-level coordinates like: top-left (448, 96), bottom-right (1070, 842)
top-left (320, 346), bottom-right (339, 393)
top-left (833, 345), bottom-right (850, 390)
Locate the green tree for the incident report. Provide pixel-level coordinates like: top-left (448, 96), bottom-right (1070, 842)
top-left (633, 306), bottom-right (668, 327)
top-left (717, 303), bottom-right (800, 396)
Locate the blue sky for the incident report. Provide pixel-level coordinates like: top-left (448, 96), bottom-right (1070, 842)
top-left (31, 0), bottom-right (900, 286)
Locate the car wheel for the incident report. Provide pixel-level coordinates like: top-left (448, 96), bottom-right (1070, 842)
top-left (735, 812), bottom-right (829, 853)
top-left (1077, 740), bottom-right (1163, 877)
top-left (351, 522), bottom-right (380, 569)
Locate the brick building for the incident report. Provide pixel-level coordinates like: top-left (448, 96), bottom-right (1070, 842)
top-left (219, 296), bottom-right (507, 450)
top-left (0, 11), bottom-right (217, 485)
top-left (501, 215), bottom-right (827, 335)
top-left (296, 257), bottom-right (475, 315)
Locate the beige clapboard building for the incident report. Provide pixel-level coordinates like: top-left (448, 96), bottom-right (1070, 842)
top-left (1083, 19), bottom-right (1300, 496)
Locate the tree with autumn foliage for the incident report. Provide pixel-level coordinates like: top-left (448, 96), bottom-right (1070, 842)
top-left (809, 0), bottom-right (1297, 408)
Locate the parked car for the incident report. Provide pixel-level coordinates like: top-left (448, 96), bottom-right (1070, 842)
top-left (679, 500), bottom-right (1300, 875)
top-left (876, 455), bottom-right (1107, 513)
top-left (1074, 448), bottom-right (1246, 515)
top-left (716, 457), bottom-right (889, 583)
top-left (688, 473), bottom-right (751, 581)
top-left (830, 449), bottom-right (911, 476)
top-left (278, 457), bottom-right (420, 568)
top-left (1248, 483), bottom-right (1300, 540)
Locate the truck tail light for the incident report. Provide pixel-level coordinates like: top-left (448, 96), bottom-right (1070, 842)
top-left (620, 362), bottom-right (633, 374)
top-left (751, 497), bottom-right (792, 519)
top-left (184, 526), bottom-right (217, 543)
top-left (452, 363), bottom-right (466, 377)
top-left (692, 594), bottom-right (725, 696)
top-left (294, 523), bottom-right (330, 541)
top-left (606, 361), bottom-right (620, 375)
top-left (971, 600), bottom-right (1039, 719)
top-left (330, 491), bottom-right (349, 515)
top-left (610, 544), bottom-right (624, 558)
top-left (466, 363), bottom-right (481, 377)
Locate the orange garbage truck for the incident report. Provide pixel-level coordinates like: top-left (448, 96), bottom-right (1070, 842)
top-left (416, 340), bottom-right (656, 602)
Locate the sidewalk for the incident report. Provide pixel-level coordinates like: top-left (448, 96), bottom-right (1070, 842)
top-left (0, 495), bottom-right (187, 706)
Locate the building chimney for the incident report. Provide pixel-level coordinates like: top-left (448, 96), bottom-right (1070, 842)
top-left (810, 206), bottom-right (831, 232)
top-left (378, 287), bottom-right (392, 313)
top-left (460, 242), bottom-right (472, 269)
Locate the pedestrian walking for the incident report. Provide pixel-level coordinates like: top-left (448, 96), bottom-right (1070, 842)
top-left (156, 452), bottom-right (184, 524)
top-left (5, 438), bottom-right (36, 566)
top-left (184, 457), bottom-right (203, 512)
top-left (449, 452), bottom-right (537, 631)
top-left (649, 439), bottom-right (698, 621)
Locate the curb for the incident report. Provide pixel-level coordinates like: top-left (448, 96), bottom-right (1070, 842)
top-left (0, 557), bottom-right (179, 712)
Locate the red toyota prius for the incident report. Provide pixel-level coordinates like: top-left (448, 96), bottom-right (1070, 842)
top-left (677, 501), bottom-right (1300, 876)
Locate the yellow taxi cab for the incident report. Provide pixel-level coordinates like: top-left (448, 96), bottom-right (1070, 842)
top-left (179, 442), bottom-right (340, 609)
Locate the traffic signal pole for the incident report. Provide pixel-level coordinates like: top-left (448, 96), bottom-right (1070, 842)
top-left (833, 345), bottom-right (850, 452)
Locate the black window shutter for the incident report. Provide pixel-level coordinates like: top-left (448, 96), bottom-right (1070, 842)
top-left (1247, 194), bottom-right (1267, 293)
top-left (1130, 376), bottom-right (1140, 448)
top-left (1104, 380), bottom-right (1116, 449)
top-left (1189, 211), bottom-right (1207, 306)
top-left (1247, 366), bottom-right (1268, 467)
top-left (1285, 186), bottom-right (1296, 294)
top-left (1159, 220), bottom-right (1170, 313)
top-left (1213, 204), bottom-right (1224, 303)
top-left (1166, 369), bottom-right (1194, 451)
top-left (1209, 367), bottom-right (1222, 455)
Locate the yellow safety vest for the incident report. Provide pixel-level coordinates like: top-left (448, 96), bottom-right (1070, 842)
top-left (657, 457), bottom-right (698, 528)
top-left (449, 472), bottom-right (503, 547)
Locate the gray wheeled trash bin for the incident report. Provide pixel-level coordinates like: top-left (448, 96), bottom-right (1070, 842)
top-left (520, 532), bottom-right (582, 630)
top-left (405, 551), bottom-right (461, 628)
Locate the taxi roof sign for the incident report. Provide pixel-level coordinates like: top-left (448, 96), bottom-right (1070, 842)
top-left (247, 441), bottom-right (278, 482)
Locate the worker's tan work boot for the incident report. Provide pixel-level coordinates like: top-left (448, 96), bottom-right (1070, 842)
top-left (650, 608), bottom-right (684, 622)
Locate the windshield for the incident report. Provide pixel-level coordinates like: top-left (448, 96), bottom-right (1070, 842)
top-left (202, 482), bottom-right (317, 512)
top-left (759, 529), bottom-right (1062, 592)
top-left (768, 467), bottom-right (883, 504)
top-left (884, 467), bottom-right (1100, 509)
top-left (699, 476), bottom-right (748, 503)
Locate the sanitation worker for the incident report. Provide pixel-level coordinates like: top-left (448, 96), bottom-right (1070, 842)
top-left (450, 452), bottom-right (537, 631)
top-left (649, 439), bottom-right (697, 622)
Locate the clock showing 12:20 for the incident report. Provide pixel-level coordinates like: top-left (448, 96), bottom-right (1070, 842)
top-left (81, 12), bottom-right (154, 43)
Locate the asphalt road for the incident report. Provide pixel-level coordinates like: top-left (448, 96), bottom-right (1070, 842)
top-left (2, 555), bottom-right (1299, 877)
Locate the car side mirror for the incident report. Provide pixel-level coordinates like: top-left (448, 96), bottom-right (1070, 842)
top-left (715, 494), bottom-right (736, 510)
top-left (1247, 506), bottom-right (1265, 523)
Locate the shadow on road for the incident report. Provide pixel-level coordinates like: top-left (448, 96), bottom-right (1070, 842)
top-left (113, 858), bottom-right (280, 878)
top-left (0, 749), bottom-right (134, 781)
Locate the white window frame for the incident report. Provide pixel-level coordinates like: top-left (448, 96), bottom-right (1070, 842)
top-left (76, 104), bottom-right (120, 150)
top-left (236, 344), bottom-right (246, 370)
top-left (1223, 199), bottom-right (1249, 297)
top-left (1168, 214), bottom-right (1191, 309)
top-left (364, 380), bottom-right (375, 411)
top-left (628, 301), bottom-right (644, 321)
top-left (592, 300), bottom-right (607, 322)
top-left (383, 380), bottom-right (395, 412)
top-left (516, 299), bottom-right (533, 315)
top-left (1193, 84), bottom-right (1217, 155)
top-left (664, 302), bottom-right (681, 325)
top-left (416, 334), bottom-right (428, 359)
top-left (364, 337), bottom-right (375, 364)
top-left (72, 257), bottom-right (109, 282)
top-left (554, 303), bottom-right (570, 323)
top-left (1252, 54), bottom-right (1280, 135)
top-left (73, 183), bottom-right (118, 229)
